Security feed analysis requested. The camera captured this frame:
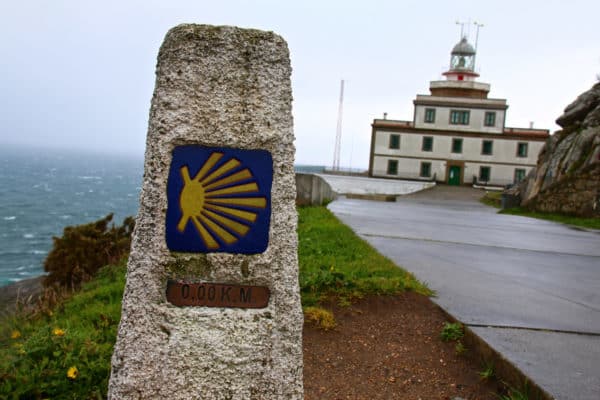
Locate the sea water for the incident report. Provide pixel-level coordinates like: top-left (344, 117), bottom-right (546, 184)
top-left (0, 146), bottom-right (143, 286)
top-left (0, 146), bottom-right (325, 287)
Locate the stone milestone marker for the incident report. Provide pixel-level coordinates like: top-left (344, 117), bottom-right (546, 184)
top-left (108, 25), bottom-right (303, 399)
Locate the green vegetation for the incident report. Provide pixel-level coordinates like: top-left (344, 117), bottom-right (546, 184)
top-left (44, 213), bottom-right (134, 290)
top-left (1, 263), bottom-right (126, 399)
top-left (440, 322), bottom-right (464, 342)
top-left (479, 362), bottom-right (495, 380)
top-left (500, 207), bottom-right (600, 230)
top-left (298, 206), bottom-right (432, 307)
top-left (454, 340), bottom-right (467, 355)
top-left (498, 382), bottom-right (531, 400)
top-left (479, 191), bottom-right (502, 208)
top-left (479, 192), bottom-right (600, 230)
top-left (2, 206), bottom-right (431, 397)
top-left (303, 306), bottom-right (337, 330)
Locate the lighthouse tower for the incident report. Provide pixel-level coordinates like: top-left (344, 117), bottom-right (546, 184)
top-left (445, 37), bottom-right (478, 80)
top-left (429, 36), bottom-right (490, 100)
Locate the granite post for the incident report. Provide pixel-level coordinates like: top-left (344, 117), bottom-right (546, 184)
top-left (108, 24), bottom-right (303, 399)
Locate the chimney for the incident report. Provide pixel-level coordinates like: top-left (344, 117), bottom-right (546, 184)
top-left (383, 112), bottom-right (388, 120)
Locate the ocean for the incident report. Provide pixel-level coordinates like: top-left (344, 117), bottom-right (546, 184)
top-left (0, 146), bottom-right (326, 287)
top-left (0, 146), bottom-right (143, 287)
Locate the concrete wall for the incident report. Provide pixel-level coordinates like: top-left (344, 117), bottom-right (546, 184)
top-left (295, 173), bottom-right (337, 206)
top-left (372, 129), bottom-right (544, 185)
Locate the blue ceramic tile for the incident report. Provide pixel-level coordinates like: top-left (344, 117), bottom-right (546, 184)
top-left (166, 146), bottom-right (272, 254)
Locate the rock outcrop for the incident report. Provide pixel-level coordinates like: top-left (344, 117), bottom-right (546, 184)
top-left (520, 82), bottom-right (600, 217)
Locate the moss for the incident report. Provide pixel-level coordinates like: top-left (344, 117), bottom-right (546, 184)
top-left (165, 253), bottom-right (211, 280)
top-left (304, 306), bottom-right (336, 330)
top-left (566, 143), bottom-right (594, 175)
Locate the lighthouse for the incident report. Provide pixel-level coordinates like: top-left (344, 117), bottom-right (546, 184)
top-left (430, 36), bottom-right (490, 100)
top-left (367, 31), bottom-right (550, 186)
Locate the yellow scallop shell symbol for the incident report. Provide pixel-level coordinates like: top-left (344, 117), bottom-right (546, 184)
top-left (177, 152), bottom-right (267, 250)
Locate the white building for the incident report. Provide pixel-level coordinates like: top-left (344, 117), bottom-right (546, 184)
top-left (368, 37), bottom-right (549, 186)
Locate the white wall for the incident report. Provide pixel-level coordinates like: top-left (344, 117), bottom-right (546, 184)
top-left (371, 129), bottom-right (545, 185)
top-left (414, 105), bottom-right (505, 134)
top-left (374, 130), bottom-right (543, 164)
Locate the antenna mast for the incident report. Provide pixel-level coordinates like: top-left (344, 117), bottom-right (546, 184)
top-left (473, 21), bottom-right (484, 70)
top-left (332, 79), bottom-right (344, 171)
top-left (455, 20), bottom-right (467, 39)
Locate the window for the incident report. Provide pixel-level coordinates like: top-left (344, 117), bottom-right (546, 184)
top-left (450, 110), bottom-right (470, 125)
top-left (387, 159), bottom-right (398, 175)
top-left (422, 136), bottom-right (433, 152)
top-left (420, 162), bottom-right (431, 178)
top-left (389, 134), bottom-right (400, 149)
top-left (514, 169), bottom-right (526, 183)
top-left (484, 112), bottom-right (496, 127)
top-left (451, 138), bottom-right (463, 154)
top-left (517, 142), bottom-right (528, 157)
top-left (424, 108), bottom-right (436, 123)
top-left (481, 140), bottom-right (493, 155)
top-left (479, 166), bottom-right (491, 182)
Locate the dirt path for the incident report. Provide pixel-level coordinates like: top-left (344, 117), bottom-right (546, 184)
top-left (304, 293), bottom-right (501, 399)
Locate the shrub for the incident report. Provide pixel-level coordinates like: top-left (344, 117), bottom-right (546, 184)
top-left (43, 214), bottom-right (134, 290)
top-left (304, 306), bottom-right (337, 330)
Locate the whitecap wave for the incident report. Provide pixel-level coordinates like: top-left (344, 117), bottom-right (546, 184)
top-left (3, 216), bottom-right (16, 220)
top-left (23, 233), bottom-right (35, 239)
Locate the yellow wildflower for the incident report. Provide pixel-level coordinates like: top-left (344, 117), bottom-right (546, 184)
top-left (52, 328), bottom-right (65, 337)
top-left (67, 366), bottom-right (78, 380)
top-left (11, 330), bottom-right (21, 339)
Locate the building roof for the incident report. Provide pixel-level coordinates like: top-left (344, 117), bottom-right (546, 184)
top-left (452, 37), bottom-right (476, 55)
top-left (371, 119), bottom-right (550, 141)
top-left (503, 127), bottom-right (551, 138)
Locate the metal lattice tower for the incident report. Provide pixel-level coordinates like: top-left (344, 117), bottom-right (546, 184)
top-left (332, 79), bottom-right (344, 171)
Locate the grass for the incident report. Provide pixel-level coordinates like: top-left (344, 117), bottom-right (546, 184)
top-left (440, 322), bottom-right (464, 342)
top-left (498, 382), bottom-right (531, 400)
top-left (1, 206), bottom-right (431, 397)
top-left (1, 262), bottom-right (126, 399)
top-left (479, 192), bottom-right (600, 230)
top-left (479, 362), bottom-right (495, 380)
top-left (298, 206), bottom-right (432, 307)
top-left (500, 207), bottom-right (600, 230)
top-left (303, 306), bottom-right (337, 330)
top-left (479, 191), bottom-right (502, 208)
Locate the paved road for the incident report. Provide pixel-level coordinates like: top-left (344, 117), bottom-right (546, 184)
top-left (328, 186), bottom-right (600, 400)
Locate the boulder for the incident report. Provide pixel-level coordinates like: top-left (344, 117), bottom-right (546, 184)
top-left (520, 82), bottom-right (600, 217)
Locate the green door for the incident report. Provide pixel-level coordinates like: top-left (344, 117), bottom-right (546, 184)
top-left (448, 166), bottom-right (461, 186)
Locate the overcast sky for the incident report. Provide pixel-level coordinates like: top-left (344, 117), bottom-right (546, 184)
top-left (1, 0), bottom-right (599, 168)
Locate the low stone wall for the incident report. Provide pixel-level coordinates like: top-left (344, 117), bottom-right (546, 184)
top-left (523, 164), bottom-right (600, 217)
top-left (296, 173), bottom-right (337, 206)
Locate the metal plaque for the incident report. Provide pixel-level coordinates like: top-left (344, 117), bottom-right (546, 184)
top-left (166, 280), bottom-right (270, 308)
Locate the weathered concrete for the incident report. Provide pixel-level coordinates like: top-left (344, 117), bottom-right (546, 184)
top-left (295, 173), bottom-right (336, 205)
top-left (316, 174), bottom-right (435, 196)
top-left (328, 186), bottom-right (600, 400)
top-left (109, 24), bottom-right (303, 399)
